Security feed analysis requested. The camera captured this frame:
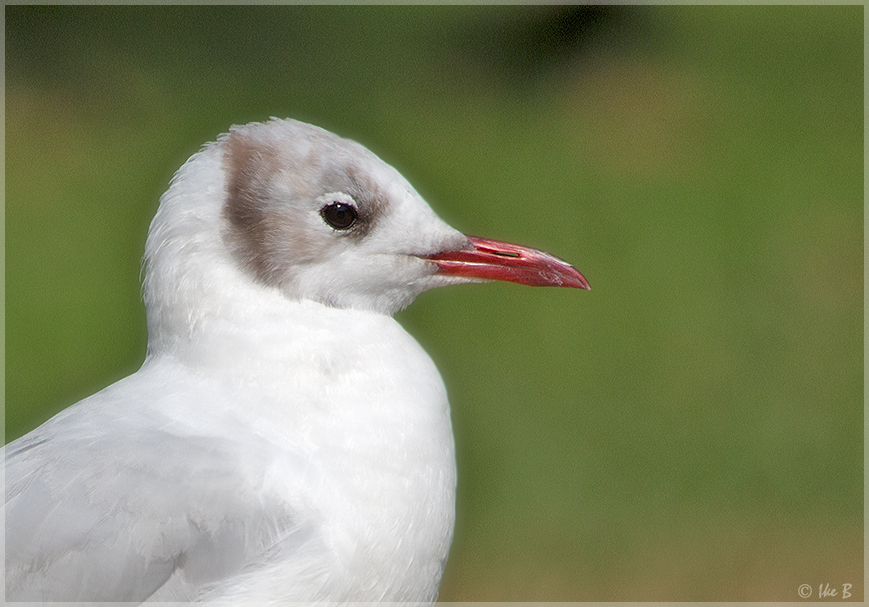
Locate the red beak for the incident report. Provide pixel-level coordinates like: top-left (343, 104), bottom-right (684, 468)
top-left (425, 236), bottom-right (590, 290)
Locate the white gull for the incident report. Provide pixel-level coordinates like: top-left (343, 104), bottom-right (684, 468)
top-left (4, 118), bottom-right (589, 603)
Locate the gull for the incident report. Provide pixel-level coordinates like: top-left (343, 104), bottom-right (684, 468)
top-left (4, 118), bottom-right (589, 603)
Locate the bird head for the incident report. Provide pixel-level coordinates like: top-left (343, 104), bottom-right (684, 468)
top-left (143, 119), bottom-right (588, 348)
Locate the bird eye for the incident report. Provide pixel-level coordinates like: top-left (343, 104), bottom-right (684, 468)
top-left (321, 202), bottom-right (358, 230)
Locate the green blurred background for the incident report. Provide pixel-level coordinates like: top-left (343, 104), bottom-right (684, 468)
top-left (5, 5), bottom-right (863, 601)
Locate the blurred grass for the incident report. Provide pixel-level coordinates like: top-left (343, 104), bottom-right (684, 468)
top-left (5, 5), bottom-right (863, 601)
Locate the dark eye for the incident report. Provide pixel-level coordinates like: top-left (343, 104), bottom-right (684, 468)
top-left (321, 202), bottom-right (358, 230)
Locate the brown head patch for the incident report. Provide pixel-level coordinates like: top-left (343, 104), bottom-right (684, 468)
top-left (222, 130), bottom-right (286, 285)
top-left (220, 123), bottom-right (393, 290)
